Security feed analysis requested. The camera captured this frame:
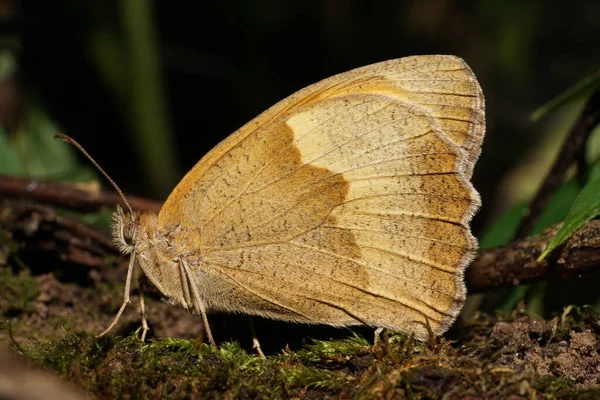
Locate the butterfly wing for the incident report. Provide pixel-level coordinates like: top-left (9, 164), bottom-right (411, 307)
top-left (159, 55), bottom-right (484, 339)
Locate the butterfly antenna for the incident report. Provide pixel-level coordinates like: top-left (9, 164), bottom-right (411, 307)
top-left (53, 133), bottom-right (134, 215)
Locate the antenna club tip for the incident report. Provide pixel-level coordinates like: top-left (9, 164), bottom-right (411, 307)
top-left (54, 133), bottom-right (68, 141)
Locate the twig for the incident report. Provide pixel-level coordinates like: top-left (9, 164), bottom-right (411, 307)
top-left (467, 219), bottom-right (600, 293)
top-left (0, 175), bottom-right (162, 213)
top-left (514, 88), bottom-right (600, 238)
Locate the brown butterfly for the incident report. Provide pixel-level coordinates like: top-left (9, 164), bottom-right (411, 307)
top-left (58, 54), bottom-right (485, 348)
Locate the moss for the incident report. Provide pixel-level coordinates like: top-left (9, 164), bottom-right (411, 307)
top-left (0, 266), bottom-right (40, 316)
top-left (13, 329), bottom-right (368, 398)
top-left (27, 330), bottom-right (95, 374)
top-left (291, 333), bottom-right (370, 364)
top-left (5, 322), bottom-right (600, 399)
top-left (285, 366), bottom-right (348, 391)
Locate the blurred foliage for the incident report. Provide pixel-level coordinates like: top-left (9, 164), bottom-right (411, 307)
top-left (478, 70), bottom-right (600, 317)
top-left (0, 47), bottom-right (93, 179)
top-left (479, 179), bottom-right (582, 249)
top-left (0, 101), bottom-right (96, 181)
top-left (532, 70), bottom-right (600, 121)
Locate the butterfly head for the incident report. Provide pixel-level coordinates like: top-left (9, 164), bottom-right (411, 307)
top-left (111, 205), bottom-right (140, 255)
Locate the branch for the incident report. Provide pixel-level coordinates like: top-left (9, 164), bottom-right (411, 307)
top-left (467, 219), bottom-right (600, 293)
top-left (0, 175), bottom-right (162, 213)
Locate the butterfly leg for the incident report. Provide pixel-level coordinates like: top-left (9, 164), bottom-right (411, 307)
top-left (181, 259), bottom-right (216, 348)
top-left (99, 252), bottom-right (136, 337)
top-left (248, 318), bottom-right (265, 358)
top-left (373, 327), bottom-right (385, 346)
top-left (138, 277), bottom-right (149, 341)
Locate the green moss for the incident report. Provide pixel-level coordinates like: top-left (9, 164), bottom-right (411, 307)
top-left (4, 306), bottom-right (600, 398)
top-left (27, 330), bottom-right (94, 374)
top-left (292, 333), bottom-right (369, 364)
top-left (285, 366), bottom-right (348, 391)
top-left (0, 266), bottom-right (40, 315)
top-left (13, 330), bottom-right (368, 398)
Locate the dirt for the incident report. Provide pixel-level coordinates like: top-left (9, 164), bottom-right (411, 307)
top-left (2, 266), bottom-right (205, 344)
top-left (490, 315), bottom-right (600, 388)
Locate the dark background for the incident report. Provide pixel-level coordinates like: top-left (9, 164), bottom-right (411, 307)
top-left (4, 0), bottom-right (600, 236)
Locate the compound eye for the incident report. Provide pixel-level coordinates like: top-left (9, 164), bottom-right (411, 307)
top-left (111, 207), bottom-right (137, 254)
top-left (123, 221), bottom-right (135, 245)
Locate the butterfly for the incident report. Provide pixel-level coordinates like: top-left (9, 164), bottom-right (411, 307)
top-left (58, 54), bottom-right (485, 347)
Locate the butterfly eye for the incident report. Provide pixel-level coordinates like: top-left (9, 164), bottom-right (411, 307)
top-left (122, 220), bottom-right (136, 245)
top-left (111, 206), bottom-right (137, 254)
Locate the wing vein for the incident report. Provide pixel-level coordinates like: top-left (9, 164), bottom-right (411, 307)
top-left (360, 244), bottom-right (459, 274)
top-left (344, 210), bottom-right (467, 227)
top-left (212, 257), bottom-right (449, 321)
top-left (206, 263), bottom-right (314, 320)
top-left (319, 224), bottom-right (472, 250)
top-left (288, 241), bottom-right (457, 298)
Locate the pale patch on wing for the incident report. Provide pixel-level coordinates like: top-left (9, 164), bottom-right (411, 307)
top-left (284, 95), bottom-right (476, 335)
top-left (159, 55), bottom-right (484, 228)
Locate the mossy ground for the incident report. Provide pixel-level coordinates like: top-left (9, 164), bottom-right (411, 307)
top-left (1, 262), bottom-right (599, 399)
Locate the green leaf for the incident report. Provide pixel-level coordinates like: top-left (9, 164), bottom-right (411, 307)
top-left (531, 70), bottom-right (600, 121)
top-left (7, 100), bottom-right (96, 181)
top-left (13, 103), bottom-right (78, 178)
top-left (538, 161), bottom-right (600, 260)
